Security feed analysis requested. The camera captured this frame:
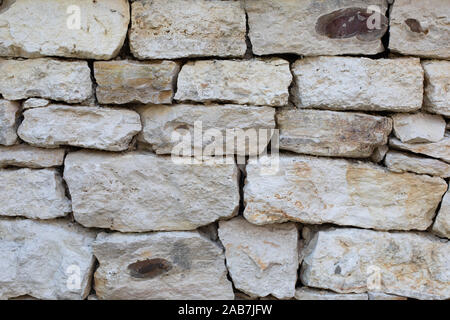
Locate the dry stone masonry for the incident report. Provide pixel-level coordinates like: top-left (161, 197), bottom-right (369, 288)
top-left (0, 0), bottom-right (449, 300)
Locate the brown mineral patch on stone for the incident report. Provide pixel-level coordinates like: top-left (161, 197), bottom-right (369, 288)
top-left (128, 258), bottom-right (172, 279)
top-left (405, 19), bottom-right (428, 34)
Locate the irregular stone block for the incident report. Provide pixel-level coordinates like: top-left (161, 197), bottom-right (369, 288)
top-left (0, 58), bottom-right (92, 103)
top-left (433, 191), bottom-right (450, 239)
top-left (94, 60), bottom-right (180, 105)
top-left (22, 98), bottom-right (49, 110)
top-left (244, 154), bottom-right (447, 231)
top-left (64, 151), bottom-right (239, 232)
top-left (385, 151), bottom-right (450, 178)
top-left (18, 105), bottom-right (141, 151)
top-left (0, 0), bottom-right (129, 59)
top-left (137, 104), bottom-right (275, 156)
top-left (0, 100), bottom-right (19, 146)
top-left (93, 231), bottom-right (234, 299)
top-left (392, 113), bottom-right (446, 144)
top-left (300, 228), bottom-right (450, 300)
top-left (277, 109), bottom-right (392, 158)
top-left (245, 0), bottom-right (388, 56)
top-left (218, 217), bottom-right (298, 299)
top-left (295, 288), bottom-right (368, 300)
top-left (129, 0), bottom-right (246, 59)
top-left (423, 61), bottom-right (450, 117)
top-left (291, 57), bottom-right (423, 112)
top-left (390, 135), bottom-right (450, 163)
top-left (0, 218), bottom-right (96, 300)
top-left (370, 145), bottom-right (389, 163)
top-left (0, 168), bottom-right (71, 219)
top-left (0, 145), bottom-right (65, 168)
top-left (175, 59), bottom-right (292, 107)
top-left (389, 0), bottom-right (450, 59)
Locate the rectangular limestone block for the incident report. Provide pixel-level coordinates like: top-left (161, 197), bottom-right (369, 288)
top-left (389, 134), bottom-right (450, 163)
top-left (423, 61), bottom-right (450, 117)
top-left (0, 0), bottom-right (129, 59)
top-left (389, 0), bottom-right (450, 59)
top-left (18, 105), bottom-right (142, 151)
top-left (245, 0), bottom-right (388, 56)
top-left (0, 100), bottom-right (19, 146)
top-left (175, 59), bottom-right (292, 106)
top-left (300, 228), bottom-right (450, 300)
top-left (136, 104), bottom-right (275, 156)
top-left (129, 0), bottom-right (246, 59)
top-left (0, 58), bottom-right (92, 103)
top-left (0, 219), bottom-right (96, 300)
top-left (64, 151), bottom-right (240, 232)
top-left (277, 109), bottom-right (392, 158)
top-left (0, 168), bottom-right (71, 219)
top-left (244, 154), bottom-right (447, 231)
top-left (291, 57), bottom-right (424, 112)
top-left (433, 191), bottom-right (450, 239)
top-left (385, 150), bottom-right (450, 178)
top-left (94, 60), bottom-right (180, 105)
top-left (92, 231), bottom-right (234, 299)
top-left (0, 144), bottom-right (65, 168)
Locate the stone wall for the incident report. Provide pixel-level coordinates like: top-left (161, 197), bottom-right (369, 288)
top-left (0, 0), bottom-right (449, 300)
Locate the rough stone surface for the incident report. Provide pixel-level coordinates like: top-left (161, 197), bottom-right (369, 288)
top-left (368, 292), bottom-right (407, 300)
top-left (137, 104), bottom-right (276, 156)
top-left (385, 151), bottom-right (450, 178)
top-left (0, 58), bottom-right (92, 103)
top-left (0, 0), bottom-right (129, 59)
top-left (0, 145), bottom-right (65, 168)
top-left (291, 57), bottom-right (423, 112)
top-left (433, 191), bottom-right (450, 239)
top-left (300, 228), bottom-right (450, 300)
top-left (94, 60), bottom-right (180, 105)
top-left (175, 59), bottom-right (292, 107)
top-left (390, 135), bottom-right (450, 163)
top-left (129, 0), bottom-right (246, 59)
top-left (389, 0), bottom-right (450, 59)
top-left (245, 0), bottom-right (388, 56)
top-left (0, 218), bottom-right (96, 300)
top-left (423, 61), bottom-right (450, 117)
top-left (295, 288), bottom-right (368, 300)
top-left (218, 217), bottom-right (298, 299)
top-left (277, 109), bottom-right (392, 158)
top-left (0, 100), bottom-right (19, 146)
top-left (64, 151), bottom-right (239, 232)
top-left (0, 168), bottom-right (71, 219)
top-left (93, 231), bottom-right (234, 299)
top-left (244, 154), bottom-right (447, 231)
top-left (392, 113), bottom-right (446, 144)
top-left (22, 98), bottom-right (49, 110)
top-left (370, 145), bottom-right (389, 163)
top-left (18, 105), bottom-right (141, 151)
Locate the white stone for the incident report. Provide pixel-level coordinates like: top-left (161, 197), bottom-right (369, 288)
top-left (175, 59), bottom-right (292, 107)
top-left (433, 191), bottom-right (450, 239)
top-left (0, 0), bottom-right (129, 59)
top-left (300, 228), bottom-right (450, 300)
top-left (0, 100), bottom-right (19, 146)
top-left (93, 231), bottom-right (234, 299)
top-left (423, 61), bottom-right (450, 117)
top-left (22, 98), bottom-right (49, 110)
top-left (244, 154), bottom-right (447, 231)
top-left (218, 217), bottom-right (298, 299)
top-left (291, 57), bottom-right (423, 112)
top-left (129, 0), bottom-right (246, 59)
top-left (0, 218), bottom-right (96, 300)
top-left (295, 288), bottom-right (368, 300)
top-left (0, 145), bottom-right (65, 168)
top-left (64, 151), bottom-right (239, 232)
top-left (392, 113), bottom-right (446, 144)
top-left (385, 151), bottom-right (450, 178)
top-left (390, 134), bottom-right (450, 163)
top-left (0, 58), bottom-right (92, 103)
top-left (368, 292), bottom-right (407, 300)
top-left (18, 105), bottom-right (141, 151)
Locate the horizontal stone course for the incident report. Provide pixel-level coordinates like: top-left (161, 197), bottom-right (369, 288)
top-left (0, 145), bottom-right (65, 168)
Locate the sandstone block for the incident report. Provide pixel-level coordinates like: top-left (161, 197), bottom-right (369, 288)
top-left (0, 145), bottom-right (65, 168)
top-left (433, 191), bottom-right (450, 239)
top-left (0, 100), bottom-right (19, 146)
top-left (385, 151), bottom-right (450, 178)
top-left (390, 135), bottom-right (450, 163)
top-left (423, 61), bottom-right (450, 117)
top-left (392, 113), bottom-right (446, 144)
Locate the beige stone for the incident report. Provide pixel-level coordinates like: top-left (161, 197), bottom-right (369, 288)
top-left (0, 145), bottom-right (65, 168)
top-left (368, 292), bottom-right (407, 300)
top-left (390, 135), bottom-right (450, 163)
top-left (385, 151), bottom-right (450, 178)
top-left (392, 113), bottom-right (446, 144)
top-left (423, 61), bottom-right (450, 117)
top-left (370, 145), bottom-right (389, 163)
top-left (0, 100), bottom-right (19, 146)
top-left (295, 288), bottom-right (368, 300)
top-left (22, 98), bottom-right (49, 110)
top-left (433, 191), bottom-right (450, 239)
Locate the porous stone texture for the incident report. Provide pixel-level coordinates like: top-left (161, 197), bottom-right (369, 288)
top-left (245, 0), bottom-right (388, 56)
top-left (389, 0), bottom-right (450, 59)
top-left (244, 154), bottom-right (447, 231)
top-left (18, 105), bottom-right (141, 151)
top-left (0, 168), bottom-right (71, 219)
top-left (295, 288), bottom-right (368, 300)
top-left (0, 0), bottom-right (130, 59)
top-left (129, 0), bottom-right (246, 59)
top-left (277, 109), bottom-right (392, 158)
top-left (0, 58), bottom-right (92, 103)
top-left (137, 104), bottom-right (276, 156)
top-left (433, 191), bottom-right (450, 239)
top-left (392, 113), bottom-right (446, 144)
top-left (291, 57), bottom-right (424, 112)
top-left (94, 60), bottom-right (180, 105)
top-left (423, 61), bottom-right (450, 117)
top-left (385, 151), bottom-right (450, 178)
top-left (0, 145), bottom-right (65, 168)
top-left (368, 292), bottom-right (407, 300)
top-left (64, 151), bottom-right (239, 232)
top-left (0, 218), bottom-right (96, 300)
top-left (0, 100), bottom-right (19, 146)
top-left (93, 231), bottom-right (234, 299)
top-left (300, 228), bottom-right (450, 300)
top-left (390, 135), bottom-right (450, 163)
top-left (218, 217), bottom-right (298, 299)
top-left (175, 59), bottom-right (292, 107)
top-left (22, 98), bottom-right (49, 110)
